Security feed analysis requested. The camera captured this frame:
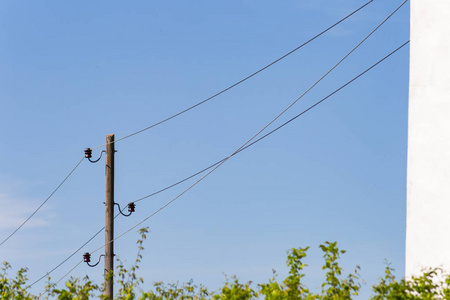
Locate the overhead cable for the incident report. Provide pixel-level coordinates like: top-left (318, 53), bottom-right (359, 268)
top-left (38, 260), bottom-right (84, 299)
top-left (131, 40), bottom-right (410, 205)
top-left (32, 0), bottom-right (407, 284)
top-left (28, 226), bottom-right (104, 288)
top-left (88, 35), bottom-right (410, 258)
top-left (0, 157), bottom-right (85, 247)
top-left (125, 0), bottom-right (409, 205)
top-left (91, 0), bottom-right (373, 150)
top-left (29, 38), bottom-right (409, 291)
top-left (29, 206), bottom-right (129, 288)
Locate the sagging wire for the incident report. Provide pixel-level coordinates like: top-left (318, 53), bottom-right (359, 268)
top-left (30, 0), bottom-right (407, 289)
top-left (38, 259), bottom-right (83, 299)
top-left (0, 156), bottom-right (85, 247)
top-left (29, 202), bottom-right (134, 289)
top-left (126, 0), bottom-right (410, 207)
top-left (88, 40), bottom-right (410, 258)
top-left (90, 0), bottom-right (374, 150)
top-left (33, 38), bottom-right (409, 294)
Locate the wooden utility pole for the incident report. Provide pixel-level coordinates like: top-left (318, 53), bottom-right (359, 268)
top-left (105, 134), bottom-right (115, 298)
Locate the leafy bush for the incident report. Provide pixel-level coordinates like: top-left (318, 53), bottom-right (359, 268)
top-left (2, 229), bottom-right (449, 299)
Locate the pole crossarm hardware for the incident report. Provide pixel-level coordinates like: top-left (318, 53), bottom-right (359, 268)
top-left (114, 202), bottom-right (136, 217)
top-left (83, 253), bottom-right (105, 268)
top-left (85, 148), bottom-right (106, 163)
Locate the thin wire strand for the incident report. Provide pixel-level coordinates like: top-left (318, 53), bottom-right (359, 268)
top-left (91, 0), bottom-right (374, 150)
top-left (38, 260), bottom-right (84, 299)
top-left (35, 206), bottom-right (129, 295)
top-left (33, 0), bottom-right (407, 279)
top-left (10, 0), bottom-right (374, 289)
top-left (29, 38), bottom-right (409, 290)
top-left (133, 39), bottom-right (411, 205)
top-left (29, 205), bottom-right (130, 288)
top-left (55, 260), bottom-right (83, 284)
top-left (89, 37), bottom-right (410, 256)
top-left (28, 226), bottom-right (105, 288)
top-left (95, 39), bottom-right (410, 255)
top-left (125, 0), bottom-right (408, 204)
top-left (0, 157), bottom-right (85, 247)
top-left (0, 0), bottom-right (376, 287)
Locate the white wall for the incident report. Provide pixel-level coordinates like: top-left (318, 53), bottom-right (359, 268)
top-left (406, 0), bottom-right (450, 276)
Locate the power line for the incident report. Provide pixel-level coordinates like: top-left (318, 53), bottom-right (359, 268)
top-left (88, 35), bottom-right (410, 257)
top-left (27, 37), bottom-right (409, 293)
top-left (29, 206), bottom-right (129, 288)
top-left (124, 0), bottom-right (408, 205)
top-left (36, 39), bottom-right (409, 290)
top-left (28, 226), bottom-right (104, 288)
top-left (0, 157), bottom-right (85, 247)
top-left (91, 0), bottom-right (374, 150)
top-left (131, 39), bottom-right (411, 204)
top-left (31, 0), bottom-right (406, 285)
top-left (38, 259), bottom-right (84, 299)
top-left (55, 260), bottom-right (83, 285)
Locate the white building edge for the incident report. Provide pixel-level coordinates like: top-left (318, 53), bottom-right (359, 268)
top-left (406, 0), bottom-right (450, 276)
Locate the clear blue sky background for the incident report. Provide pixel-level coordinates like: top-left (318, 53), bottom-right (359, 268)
top-left (0, 0), bottom-right (409, 298)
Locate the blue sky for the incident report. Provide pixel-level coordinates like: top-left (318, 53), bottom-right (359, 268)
top-left (0, 0), bottom-right (409, 298)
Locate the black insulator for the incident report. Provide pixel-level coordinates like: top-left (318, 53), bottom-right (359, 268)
top-left (83, 252), bottom-right (91, 263)
top-left (84, 148), bottom-right (92, 158)
top-left (128, 202), bottom-right (136, 213)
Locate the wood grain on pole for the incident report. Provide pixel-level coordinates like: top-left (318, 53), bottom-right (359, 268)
top-left (105, 134), bottom-right (114, 298)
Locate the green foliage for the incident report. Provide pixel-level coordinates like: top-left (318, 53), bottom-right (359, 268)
top-left (258, 242), bottom-right (360, 300)
top-left (319, 241), bottom-right (360, 299)
top-left (140, 281), bottom-right (209, 300)
top-left (50, 276), bottom-right (99, 300)
top-left (2, 230), bottom-right (450, 299)
top-left (371, 264), bottom-right (450, 299)
top-left (0, 262), bottom-right (37, 299)
top-left (259, 246), bottom-right (312, 300)
top-left (213, 276), bottom-right (256, 300)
